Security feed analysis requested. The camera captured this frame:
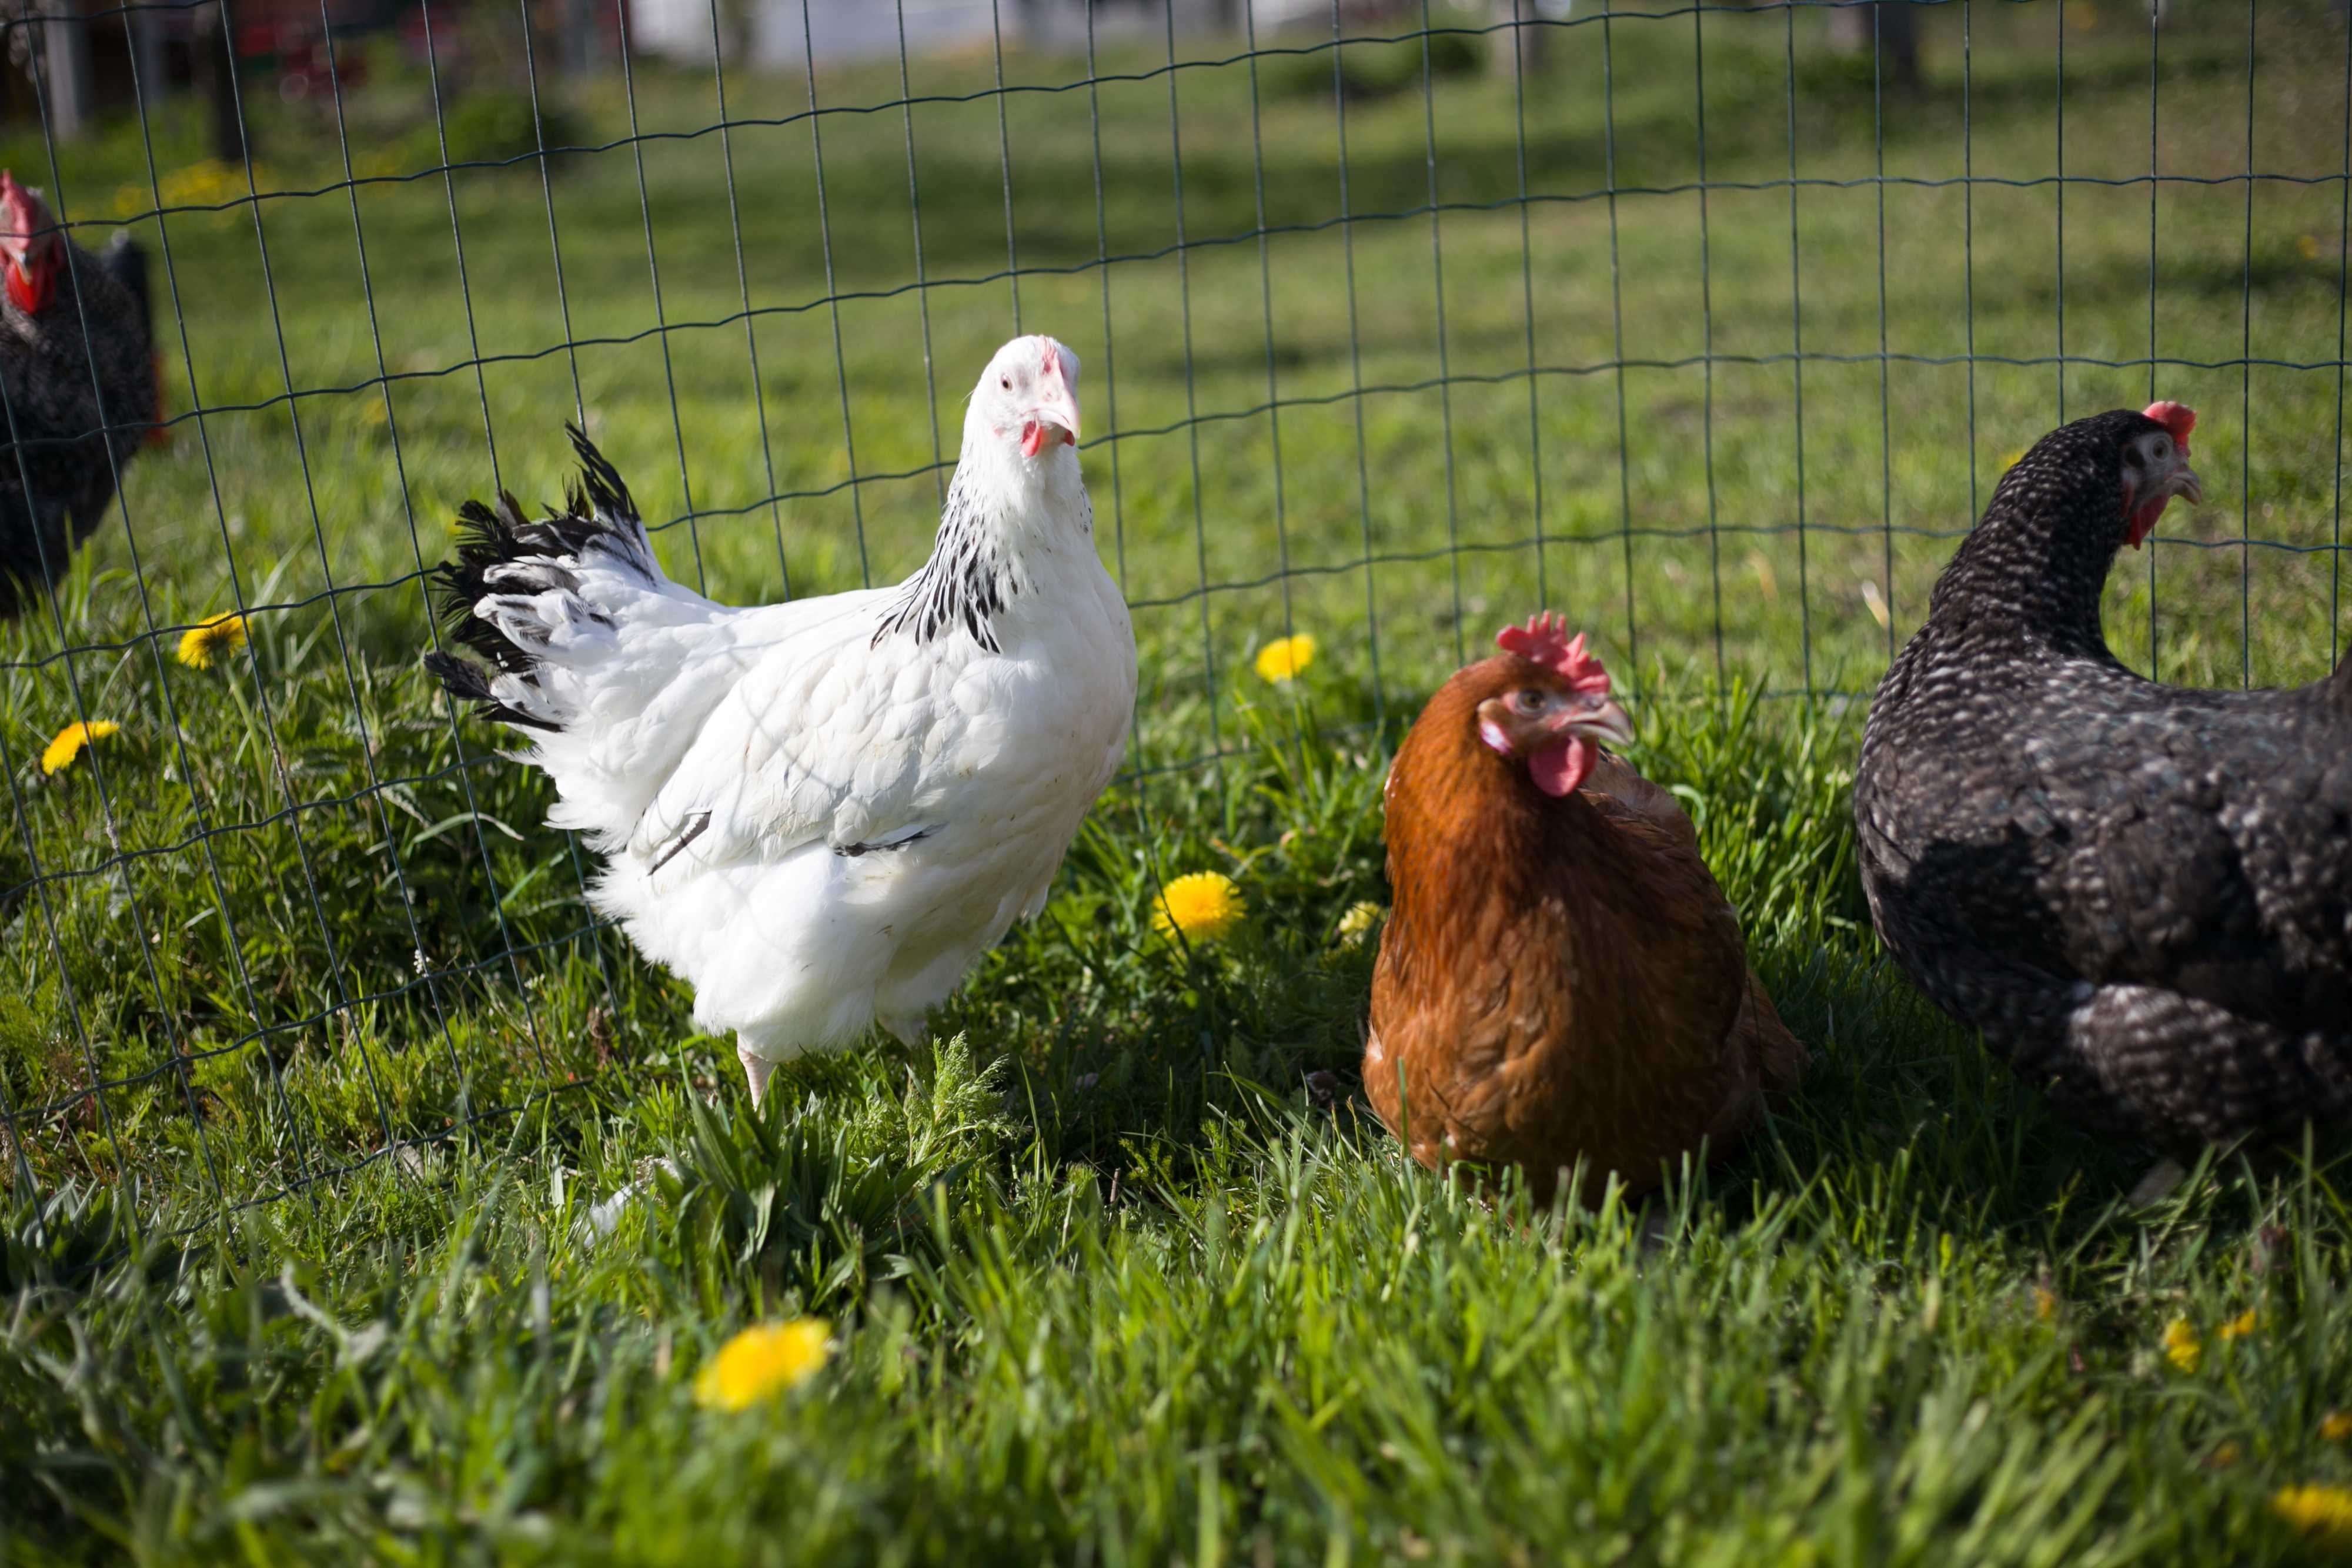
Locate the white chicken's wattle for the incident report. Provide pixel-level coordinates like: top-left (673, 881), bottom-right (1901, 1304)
top-left (425, 336), bottom-right (1136, 1102)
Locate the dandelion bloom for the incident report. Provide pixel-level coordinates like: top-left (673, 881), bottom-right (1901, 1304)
top-left (1254, 633), bottom-right (1317, 684)
top-left (694, 1319), bottom-right (830, 1412)
top-left (1334, 901), bottom-right (1385, 948)
top-left (2324, 1412), bottom-right (2352, 1443)
top-left (177, 611), bottom-right (248, 670)
top-left (1154, 871), bottom-right (1244, 945)
top-left (41, 720), bottom-right (120, 775)
top-left (2163, 1318), bottom-right (2201, 1373)
top-left (2274, 1485), bottom-right (2352, 1547)
top-left (2218, 1309), bottom-right (2261, 1342)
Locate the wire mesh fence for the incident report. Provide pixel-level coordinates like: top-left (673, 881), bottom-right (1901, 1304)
top-left (0, 0), bottom-right (2344, 1231)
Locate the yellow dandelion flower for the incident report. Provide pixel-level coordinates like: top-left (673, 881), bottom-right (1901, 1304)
top-left (176, 611), bottom-right (248, 670)
top-left (1254, 633), bottom-right (1317, 684)
top-left (2274, 1485), bottom-right (2352, 1548)
top-left (1999, 447), bottom-right (2027, 472)
top-left (2219, 1309), bottom-right (2261, 1342)
top-left (2323, 1412), bottom-right (2352, 1443)
top-left (41, 720), bottom-right (121, 775)
top-left (2163, 1317), bottom-right (2201, 1373)
top-left (1334, 900), bottom-right (1385, 948)
top-left (1154, 871), bottom-right (1244, 945)
top-left (693, 1319), bottom-right (830, 1412)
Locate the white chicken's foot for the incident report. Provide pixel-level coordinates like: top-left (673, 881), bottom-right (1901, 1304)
top-left (739, 1044), bottom-right (774, 1109)
top-left (580, 1158), bottom-right (681, 1245)
top-left (2127, 1157), bottom-right (2187, 1208)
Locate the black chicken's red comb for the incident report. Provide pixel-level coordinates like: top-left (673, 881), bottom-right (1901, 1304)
top-left (2143, 400), bottom-right (2195, 456)
top-left (1496, 613), bottom-right (1611, 693)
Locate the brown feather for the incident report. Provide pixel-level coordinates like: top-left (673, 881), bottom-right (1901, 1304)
top-left (1367, 653), bottom-right (1807, 1205)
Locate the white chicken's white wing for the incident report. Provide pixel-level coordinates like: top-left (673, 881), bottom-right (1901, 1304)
top-left (623, 604), bottom-right (972, 873)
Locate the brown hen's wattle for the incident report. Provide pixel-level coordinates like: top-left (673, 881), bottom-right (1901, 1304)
top-left (1367, 631), bottom-right (1806, 1205)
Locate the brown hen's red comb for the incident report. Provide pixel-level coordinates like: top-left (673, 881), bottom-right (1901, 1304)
top-left (1496, 613), bottom-right (1612, 693)
top-left (2143, 400), bottom-right (2196, 456)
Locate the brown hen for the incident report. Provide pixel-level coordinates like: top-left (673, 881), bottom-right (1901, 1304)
top-left (1365, 614), bottom-right (1806, 1204)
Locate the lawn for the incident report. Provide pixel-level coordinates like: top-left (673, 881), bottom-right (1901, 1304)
top-left (6, 1), bottom-right (2352, 1559)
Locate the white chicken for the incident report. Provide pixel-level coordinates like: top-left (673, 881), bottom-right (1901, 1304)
top-left (425, 336), bottom-right (1135, 1104)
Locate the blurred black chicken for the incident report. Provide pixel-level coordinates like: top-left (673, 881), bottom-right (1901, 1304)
top-left (1855, 401), bottom-right (2352, 1154)
top-left (0, 170), bottom-right (162, 619)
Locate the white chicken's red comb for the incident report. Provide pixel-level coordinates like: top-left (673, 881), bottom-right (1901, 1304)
top-left (2143, 400), bottom-right (2195, 456)
top-left (1495, 613), bottom-right (1611, 693)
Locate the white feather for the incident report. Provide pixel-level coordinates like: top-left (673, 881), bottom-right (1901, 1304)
top-left (457, 337), bottom-right (1134, 1071)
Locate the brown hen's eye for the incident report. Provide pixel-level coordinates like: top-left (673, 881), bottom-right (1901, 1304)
top-left (1514, 689), bottom-right (1545, 714)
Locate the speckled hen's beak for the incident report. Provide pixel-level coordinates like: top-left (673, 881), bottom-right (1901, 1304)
top-left (2125, 459), bottom-right (2204, 549)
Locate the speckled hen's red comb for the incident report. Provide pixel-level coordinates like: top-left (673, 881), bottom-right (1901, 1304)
top-left (0, 172), bottom-right (42, 245)
top-left (1495, 613), bottom-right (1611, 693)
top-left (2144, 400), bottom-right (2196, 455)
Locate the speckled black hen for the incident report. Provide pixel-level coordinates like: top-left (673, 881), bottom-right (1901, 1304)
top-left (1855, 402), bottom-right (2352, 1151)
top-left (0, 171), bottom-right (159, 619)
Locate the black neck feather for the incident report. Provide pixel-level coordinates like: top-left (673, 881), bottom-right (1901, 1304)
top-left (873, 467), bottom-right (1015, 653)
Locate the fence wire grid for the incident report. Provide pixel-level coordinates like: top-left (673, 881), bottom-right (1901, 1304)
top-left (0, 0), bottom-right (2346, 1232)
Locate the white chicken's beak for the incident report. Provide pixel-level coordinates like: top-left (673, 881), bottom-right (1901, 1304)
top-left (1020, 346), bottom-right (1081, 456)
top-left (1562, 697), bottom-right (1635, 750)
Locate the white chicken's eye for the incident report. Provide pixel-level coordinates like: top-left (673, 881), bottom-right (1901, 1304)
top-left (1001, 376), bottom-right (1011, 390)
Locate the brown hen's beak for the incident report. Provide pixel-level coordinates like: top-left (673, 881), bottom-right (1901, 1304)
top-left (1561, 697), bottom-right (1634, 750)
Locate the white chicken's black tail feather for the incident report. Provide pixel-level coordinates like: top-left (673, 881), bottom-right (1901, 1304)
top-left (422, 647), bottom-right (558, 731)
top-left (423, 426), bottom-right (663, 734)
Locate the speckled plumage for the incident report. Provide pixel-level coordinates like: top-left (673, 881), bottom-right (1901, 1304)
top-left (1854, 407), bottom-right (2352, 1150)
top-left (0, 228), bottom-right (154, 618)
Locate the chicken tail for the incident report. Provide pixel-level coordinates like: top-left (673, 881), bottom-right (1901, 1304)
top-left (1698, 968), bottom-right (1808, 1161)
top-left (424, 426), bottom-right (715, 740)
top-left (1736, 968), bottom-right (1810, 1100)
top-left (2328, 646), bottom-right (2352, 717)
top-left (425, 429), bottom-right (746, 848)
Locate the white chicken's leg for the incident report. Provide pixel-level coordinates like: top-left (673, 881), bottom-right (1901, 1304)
top-left (876, 1009), bottom-right (930, 1049)
top-left (738, 1043), bottom-right (775, 1109)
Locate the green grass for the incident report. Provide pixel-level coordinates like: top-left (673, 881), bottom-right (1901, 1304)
top-left (8, 2), bottom-right (2352, 1560)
